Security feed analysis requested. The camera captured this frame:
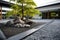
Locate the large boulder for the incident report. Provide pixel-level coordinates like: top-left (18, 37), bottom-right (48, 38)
top-left (0, 23), bottom-right (5, 27)
top-left (5, 18), bottom-right (32, 27)
top-left (24, 19), bottom-right (33, 25)
top-left (13, 17), bottom-right (25, 24)
top-left (5, 20), bottom-right (14, 27)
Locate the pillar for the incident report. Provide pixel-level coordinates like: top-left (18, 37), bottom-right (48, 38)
top-left (0, 5), bottom-right (2, 20)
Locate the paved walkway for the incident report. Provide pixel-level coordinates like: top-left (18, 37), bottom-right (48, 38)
top-left (24, 20), bottom-right (60, 40)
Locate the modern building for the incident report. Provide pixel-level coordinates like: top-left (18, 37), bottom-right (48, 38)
top-left (36, 0), bottom-right (60, 19)
top-left (0, 0), bottom-right (60, 19)
top-left (0, 0), bottom-right (13, 19)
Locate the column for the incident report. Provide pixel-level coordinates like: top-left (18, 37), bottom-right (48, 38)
top-left (47, 11), bottom-right (50, 19)
top-left (0, 5), bottom-right (2, 20)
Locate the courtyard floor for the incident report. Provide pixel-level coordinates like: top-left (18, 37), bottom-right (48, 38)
top-left (24, 19), bottom-right (60, 40)
top-left (0, 19), bottom-right (60, 40)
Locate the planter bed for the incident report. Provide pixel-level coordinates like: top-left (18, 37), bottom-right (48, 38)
top-left (0, 22), bottom-right (46, 38)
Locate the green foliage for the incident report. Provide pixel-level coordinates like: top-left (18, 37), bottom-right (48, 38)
top-left (51, 12), bottom-right (56, 17)
top-left (39, 12), bottom-right (42, 16)
top-left (6, 0), bottom-right (40, 18)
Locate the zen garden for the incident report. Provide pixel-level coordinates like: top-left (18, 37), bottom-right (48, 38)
top-left (0, 0), bottom-right (60, 40)
top-left (0, 0), bottom-right (45, 38)
top-left (5, 0), bottom-right (40, 27)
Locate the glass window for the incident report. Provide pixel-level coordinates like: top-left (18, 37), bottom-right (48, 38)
top-left (51, 12), bottom-right (56, 17)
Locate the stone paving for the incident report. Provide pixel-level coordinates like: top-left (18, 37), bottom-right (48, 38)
top-left (23, 20), bottom-right (60, 40)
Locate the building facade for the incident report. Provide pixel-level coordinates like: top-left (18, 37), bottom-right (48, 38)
top-left (0, 0), bottom-right (60, 19)
top-left (37, 3), bottom-right (60, 19)
top-left (0, 0), bottom-right (13, 20)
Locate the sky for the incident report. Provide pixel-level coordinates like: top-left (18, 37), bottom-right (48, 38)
top-left (33, 0), bottom-right (57, 7)
top-left (4, 0), bottom-right (57, 7)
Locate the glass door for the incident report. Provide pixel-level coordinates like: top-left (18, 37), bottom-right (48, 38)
top-left (50, 12), bottom-right (59, 19)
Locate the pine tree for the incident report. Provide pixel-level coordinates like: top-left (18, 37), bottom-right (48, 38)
top-left (6, 0), bottom-right (40, 19)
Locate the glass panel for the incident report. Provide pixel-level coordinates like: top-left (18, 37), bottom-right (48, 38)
top-left (51, 12), bottom-right (56, 17)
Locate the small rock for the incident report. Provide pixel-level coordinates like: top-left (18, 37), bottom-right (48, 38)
top-left (25, 24), bottom-right (30, 27)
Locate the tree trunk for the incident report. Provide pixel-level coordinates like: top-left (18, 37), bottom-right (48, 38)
top-left (21, 3), bottom-right (24, 20)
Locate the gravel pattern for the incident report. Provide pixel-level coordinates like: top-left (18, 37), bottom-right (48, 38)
top-left (23, 20), bottom-right (60, 40)
top-left (0, 22), bottom-right (45, 38)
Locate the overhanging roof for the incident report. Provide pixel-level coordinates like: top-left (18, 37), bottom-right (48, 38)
top-left (36, 3), bottom-right (60, 12)
top-left (0, 0), bottom-right (13, 7)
